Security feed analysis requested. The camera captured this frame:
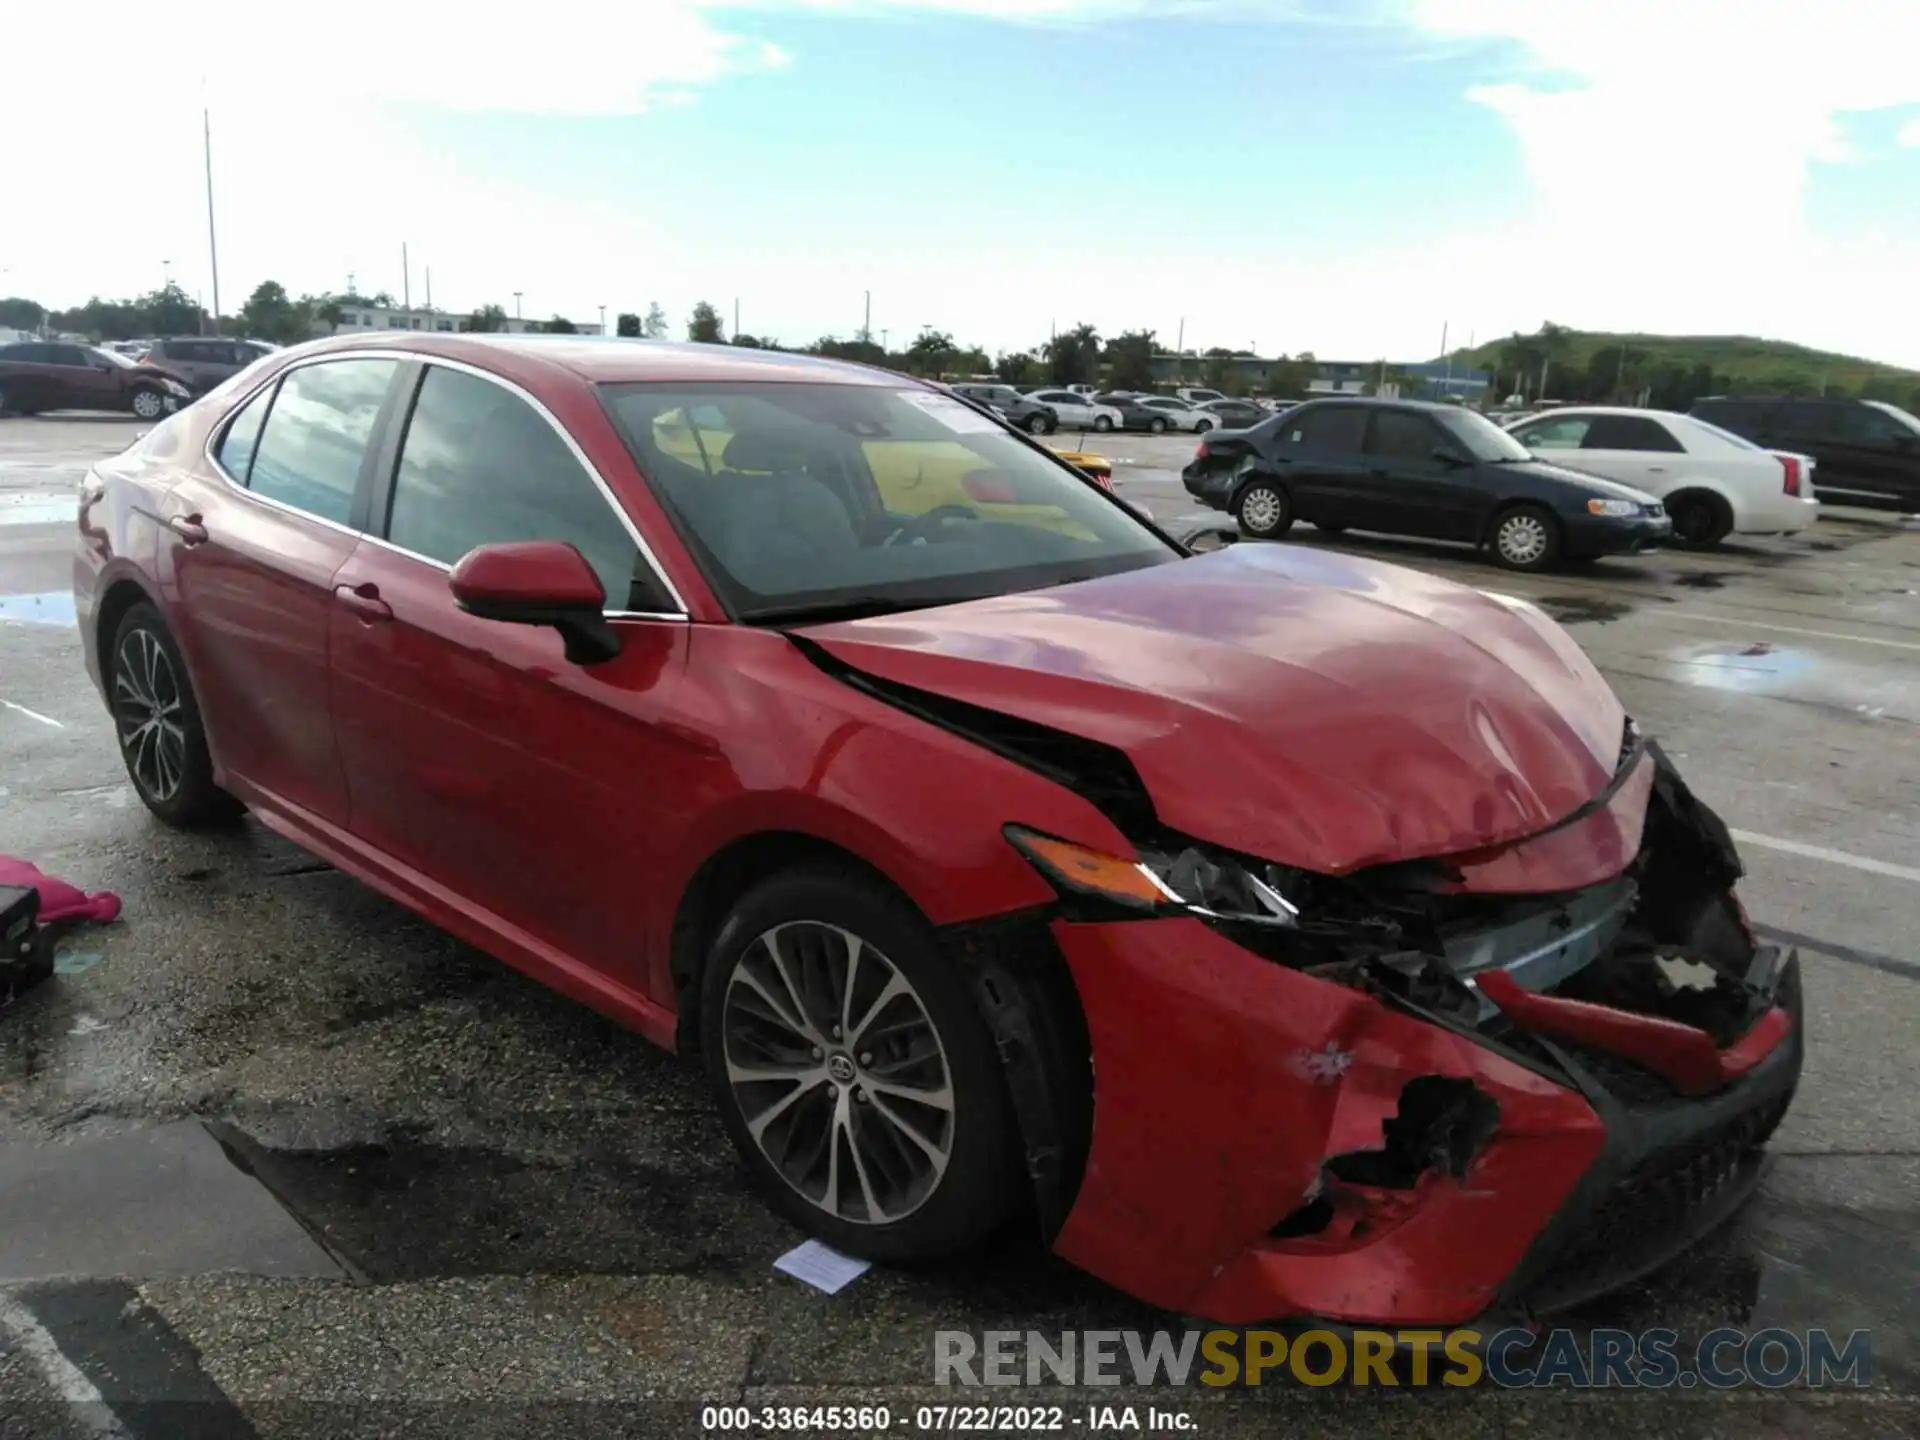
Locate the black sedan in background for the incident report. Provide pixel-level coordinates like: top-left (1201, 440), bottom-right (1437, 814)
top-left (1093, 392), bottom-right (1178, 432)
top-left (1182, 398), bottom-right (1672, 571)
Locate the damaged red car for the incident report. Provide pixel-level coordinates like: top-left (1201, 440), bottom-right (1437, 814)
top-left (75, 335), bottom-right (1802, 1327)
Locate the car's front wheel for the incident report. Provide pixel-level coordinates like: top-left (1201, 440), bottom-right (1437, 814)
top-left (700, 866), bottom-right (1023, 1263)
top-left (1234, 480), bottom-right (1293, 539)
top-left (109, 602), bottom-right (243, 826)
top-left (1149, 417), bottom-right (1168, 434)
top-left (129, 387), bottom-right (167, 420)
top-left (1489, 504), bottom-right (1561, 571)
top-left (1092, 415), bottom-right (1114, 433)
top-left (1024, 412), bottom-right (1054, 435)
top-left (1195, 419), bottom-right (1215, 433)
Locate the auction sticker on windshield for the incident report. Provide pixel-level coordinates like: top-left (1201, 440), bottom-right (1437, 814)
top-left (898, 391), bottom-right (1002, 433)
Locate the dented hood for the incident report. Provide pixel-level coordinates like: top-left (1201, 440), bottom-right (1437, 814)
top-left (802, 544), bottom-right (1627, 873)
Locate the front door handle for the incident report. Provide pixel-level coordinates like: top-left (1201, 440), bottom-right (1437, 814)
top-left (334, 582), bottom-right (393, 623)
top-left (1645, 466), bottom-right (1667, 474)
top-left (165, 514), bottom-right (208, 545)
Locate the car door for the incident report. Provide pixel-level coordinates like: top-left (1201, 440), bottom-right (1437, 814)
top-left (1831, 403), bottom-right (1920, 509)
top-left (159, 357), bottom-right (404, 825)
top-left (0, 343), bottom-right (52, 409)
top-left (1036, 390), bottom-right (1090, 427)
top-left (327, 360), bottom-right (693, 997)
top-left (47, 344), bottom-right (119, 410)
top-left (1355, 408), bottom-right (1468, 537)
top-left (1266, 404), bottom-right (1370, 525)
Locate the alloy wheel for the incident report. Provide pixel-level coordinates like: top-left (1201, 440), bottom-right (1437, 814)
top-left (131, 390), bottom-right (164, 419)
top-left (722, 921), bottom-right (955, 1225)
top-left (1497, 512), bottom-right (1549, 566)
top-left (1239, 487), bottom-right (1284, 534)
top-left (114, 628), bottom-right (187, 802)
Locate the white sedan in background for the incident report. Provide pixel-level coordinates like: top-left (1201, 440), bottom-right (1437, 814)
top-left (1133, 395), bottom-right (1212, 432)
top-left (1025, 387), bottom-right (1126, 433)
top-left (1505, 406), bottom-right (1819, 547)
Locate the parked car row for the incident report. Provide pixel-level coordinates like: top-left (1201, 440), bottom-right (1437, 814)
top-left (0, 342), bottom-right (195, 419)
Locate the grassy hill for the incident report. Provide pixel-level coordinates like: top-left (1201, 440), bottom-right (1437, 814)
top-left (1448, 330), bottom-right (1918, 398)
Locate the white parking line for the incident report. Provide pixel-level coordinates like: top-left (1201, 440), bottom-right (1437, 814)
top-left (1686, 614), bottom-right (1920, 654)
top-left (0, 698), bottom-right (64, 728)
top-left (1731, 829), bottom-right (1920, 885)
top-left (0, 1294), bottom-right (133, 1438)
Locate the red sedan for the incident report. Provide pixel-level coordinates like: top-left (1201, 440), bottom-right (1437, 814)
top-left (74, 334), bottom-right (1802, 1326)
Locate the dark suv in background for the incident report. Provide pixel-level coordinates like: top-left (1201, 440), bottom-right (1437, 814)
top-left (1691, 396), bottom-right (1920, 513)
top-left (947, 382), bottom-right (1058, 434)
top-left (0, 342), bottom-right (192, 419)
top-left (145, 337), bottom-right (277, 394)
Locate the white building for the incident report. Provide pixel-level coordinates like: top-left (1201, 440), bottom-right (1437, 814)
top-left (326, 304), bottom-right (603, 337)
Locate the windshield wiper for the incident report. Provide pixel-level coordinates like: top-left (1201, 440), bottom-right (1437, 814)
top-left (742, 595), bottom-right (964, 626)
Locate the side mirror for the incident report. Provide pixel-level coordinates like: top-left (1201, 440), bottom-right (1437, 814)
top-left (450, 541), bottom-right (621, 665)
top-left (1431, 445), bottom-right (1469, 466)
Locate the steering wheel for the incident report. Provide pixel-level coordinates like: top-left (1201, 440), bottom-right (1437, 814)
top-left (884, 504), bottom-right (979, 546)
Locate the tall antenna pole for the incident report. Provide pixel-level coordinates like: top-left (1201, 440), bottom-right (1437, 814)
top-left (402, 243), bottom-right (411, 312)
top-left (862, 290), bottom-right (871, 342)
top-left (425, 267), bottom-right (433, 313)
top-left (203, 101), bottom-right (221, 334)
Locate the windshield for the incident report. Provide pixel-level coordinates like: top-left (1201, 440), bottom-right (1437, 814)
top-left (1439, 408), bottom-right (1533, 462)
top-left (600, 381), bottom-right (1179, 622)
top-left (92, 347), bottom-right (135, 369)
top-left (1864, 400), bottom-right (1920, 435)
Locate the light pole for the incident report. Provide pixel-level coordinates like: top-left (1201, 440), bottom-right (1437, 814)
top-left (513, 291), bottom-right (523, 322)
top-left (598, 304), bottom-right (606, 334)
top-left (162, 259), bottom-right (172, 292)
top-left (203, 103), bottom-right (222, 334)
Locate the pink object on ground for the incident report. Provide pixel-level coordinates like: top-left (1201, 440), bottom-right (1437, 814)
top-left (0, 856), bottom-right (122, 925)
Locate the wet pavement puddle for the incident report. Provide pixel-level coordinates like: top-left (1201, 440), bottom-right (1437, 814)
top-left (1661, 641), bottom-right (1915, 722)
top-left (0, 590), bottom-right (76, 626)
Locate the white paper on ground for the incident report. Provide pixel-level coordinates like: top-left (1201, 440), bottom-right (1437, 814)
top-left (773, 1239), bottom-right (872, 1294)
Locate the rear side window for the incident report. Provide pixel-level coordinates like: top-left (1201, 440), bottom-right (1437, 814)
top-left (1583, 415), bottom-right (1684, 452)
top-left (385, 365), bottom-right (657, 610)
top-left (1284, 406), bottom-right (1368, 453)
top-left (1776, 402), bottom-right (1837, 437)
top-left (1839, 404), bottom-right (1911, 445)
top-left (216, 385), bottom-right (274, 482)
top-left (1363, 410), bottom-right (1441, 462)
top-left (1513, 415), bottom-right (1589, 449)
top-left (1693, 400), bottom-right (1769, 434)
top-left (246, 359), bottom-right (397, 525)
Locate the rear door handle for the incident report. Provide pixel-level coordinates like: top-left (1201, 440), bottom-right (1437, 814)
top-left (1645, 466), bottom-right (1667, 474)
top-left (334, 582), bottom-right (393, 623)
top-left (165, 514), bottom-right (208, 545)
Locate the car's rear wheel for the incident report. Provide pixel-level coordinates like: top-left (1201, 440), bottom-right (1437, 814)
top-left (129, 387), bottom-right (167, 420)
top-left (1195, 419), bottom-right (1215, 433)
top-left (1234, 481), bottom-right (1292, 539)
top-left (1667, 491), bottom-right (1733, 548)
top-left (1490, 504), bottom-right (1561, 572)
top-left (110, 603), bottom-right (243, 827)
top-left (1149, 417), bottom-right (1169, 434)
top-left (1024, 412), bottom-right (1053, 435)
top-left (700, 866), bottom-right (1023, 1263)
top-left (1092, 415), bottom-right (1113, 433)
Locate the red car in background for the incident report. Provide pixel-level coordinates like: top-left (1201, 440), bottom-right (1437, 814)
top-left (73, 334), bottom-right (1801, 1326)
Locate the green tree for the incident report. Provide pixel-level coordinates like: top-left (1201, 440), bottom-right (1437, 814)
top-left (616, 311), bottom-right (642, 338)
top-left (1203, 353), bottom-right (1233, 395)
top-left (239, 281), bottom-right (305, 344)
top-left (312, 296), bottom-right (346, 335)
top-left (643, 303), bottom-right (669, 338)
top-left (807, 335), bottom-right (887, 365)
top-left (688, 301), bottom-right (725, 343)
top-left (995, 350), bottom-right (1044, 387)
top-left (544, 314), bottom-right (579, 334)
top-left (0, 297), bottom-right (45, 330)
top-left (1044, 323), bottom-right (1100, 385)
top-left (1265, 354), bottom-right (1313, 398)
top-left (906, 328), bottom-right (958, 377)
top-left (466, 304), bottom-right (508, 333)
top-left (732, 333), bottom-right (771, 349)
top-left (1104, 330), bottom-right (1157, 391)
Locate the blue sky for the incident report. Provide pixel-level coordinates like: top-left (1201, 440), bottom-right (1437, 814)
top-left (15, 1), bottom-right (1920, 366)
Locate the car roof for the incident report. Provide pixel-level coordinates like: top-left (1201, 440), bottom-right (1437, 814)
top-left (1513, 405), bottom-right (1692, 422)
top-left (296, 332), bottom-right (907, 388)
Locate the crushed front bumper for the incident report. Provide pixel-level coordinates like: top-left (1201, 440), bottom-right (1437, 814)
top-left (1044, 914), bottom-right (1802, 1328)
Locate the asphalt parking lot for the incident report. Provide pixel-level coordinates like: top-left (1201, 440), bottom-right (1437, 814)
top-left (2, 415), bottom-right (1917, 1438)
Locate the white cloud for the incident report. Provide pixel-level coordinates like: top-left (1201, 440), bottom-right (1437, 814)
top-left (7, 2), bottom-right (1916, 367)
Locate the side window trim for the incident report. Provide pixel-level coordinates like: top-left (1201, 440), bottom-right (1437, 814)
top-left (210, 378), bottom-right (283, 488)
top-left (370, 357), bottom-right (689, 620)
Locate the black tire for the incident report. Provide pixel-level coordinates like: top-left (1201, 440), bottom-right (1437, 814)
top-left (129, 387), bottom-right (167, 420)
top-left (1667, 491), bottom-right (1733, 549)
top-left (109, 602), bottom-right (244, 827)
top-left (1195, 419), bottom-right (1215, 433)
top-left (699, 865), bottom-right (1024, 1264)
top-left (1023, 411), bottom-right (1052, 436)
top-left (1233, 480), bottom-right (1293, 539)
top-left (1092, 415), bottom-right (1114, 433)
top-left (1149, 417), bottom-right (1169, 434)
top-left (1488, 504), bottom-right (1562, 572)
